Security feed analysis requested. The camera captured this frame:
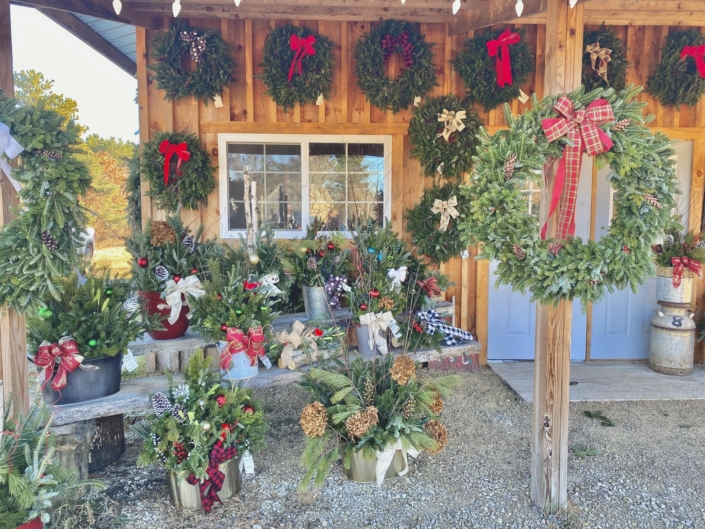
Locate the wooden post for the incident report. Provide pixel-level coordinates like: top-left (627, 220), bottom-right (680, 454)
top-left (0, 0), bottom-right (29, 416)
top-left (531, 0), bottom-right (584, 512)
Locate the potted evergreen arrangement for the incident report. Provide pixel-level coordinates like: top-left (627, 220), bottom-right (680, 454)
top-left (270, 320), bottom-right (347, 369)
top-left (298, 354), bottom-right (459, 486)
top-left (652, 228), bottom-right (705, 303)
top-left (27, 272), bottom-right (157, 405)
top-left (134, 356), bottom-right (267, 511)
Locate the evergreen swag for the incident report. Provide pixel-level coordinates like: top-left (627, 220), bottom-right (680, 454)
top-left (582, 24), bottom-right (628, 92)
top-left (647, 29), bottom-right (705, 107)
top-left (258, 25), bottom-right (335, 111)
top-left (140, 131), bottom-right (215, 213)
top-left (406, 182), bottom-right (470, 264)
top-left (408, 94), bottom-right (483, 180)
top-left (354, 20), bottom-right (438, 113)
top-left (652, 228), bottom-right (705, 268)
top-left (0, 91), bottom-right (91, 311)
top-left (452, 27), bottom-right (534, 111)
top-left (460, 85), bottom-right (680, 310)
top-left (149, 22), bottom-right (235, 104)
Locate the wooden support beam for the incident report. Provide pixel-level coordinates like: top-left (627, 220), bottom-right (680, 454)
top-left (12, 0), bottom-right (160, 29)
top-left (449, 0), bottom-right (547, 34)
top-left (37, 9), bottom-right (136, 76)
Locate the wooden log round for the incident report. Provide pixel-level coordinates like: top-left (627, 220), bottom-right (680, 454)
top-left (89, 414), bottom-right (125, 472)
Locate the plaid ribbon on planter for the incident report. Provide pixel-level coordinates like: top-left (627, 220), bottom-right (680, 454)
top-left (185, 440), bottom-right (238, 512)
top-left (417, 310), bottom-right (474, 346)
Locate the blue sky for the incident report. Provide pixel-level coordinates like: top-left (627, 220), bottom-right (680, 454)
top-left (11, 5), bottom-right (139, 143)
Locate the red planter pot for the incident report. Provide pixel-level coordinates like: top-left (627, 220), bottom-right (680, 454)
top-left (139, 291), bottom-right (190, 340)
top-left (16, 518), bottom-right (43, 529)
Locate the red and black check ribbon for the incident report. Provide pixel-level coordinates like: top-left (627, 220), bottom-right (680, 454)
top-left (381, 31), bottom-right (413, 68)
top-left (185, 440), bottom-right (238, 512)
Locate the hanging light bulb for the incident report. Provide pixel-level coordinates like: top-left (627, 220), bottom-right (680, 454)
top-left (112, 0), bottom-right (122, 14)
top-left (515, 0), bottom-right (524, 16)
top-left (234, 0), bottom-right (241, 6)
top-left (452, 0), bottom-right (461, 15)
top-left (569, 0), bottom-right (578, 6)
top-left (172, 0), bottom-right (181, 17)
top-left (401, 0), bottom-right (406, 4)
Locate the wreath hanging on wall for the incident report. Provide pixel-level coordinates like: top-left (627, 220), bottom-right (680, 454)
top-left (354, 19), bottom-right (438, 113)
top-left (460, 86), bottom-right (679, 309)
top-left (140, 131), bottom-right (215, 213)
top-left (647, 29), bottom-right (705, 107)
top-left (150, 22), bottom-right (235, 104)
top-left (582, 24), bottom-right (628, 92)
top-left (258, 25), bottom-right (335, 111)
top-left (452, 27), bottom-right (534, 111)
top-left (408, 94), bottom-right (483, 180)
top-left (406, 182), bottom-right (471, 264)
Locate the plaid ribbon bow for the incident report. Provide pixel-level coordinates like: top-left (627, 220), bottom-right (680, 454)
top-left (381, 31), bottom-right (413, 68)
top-left (158, 140), bottom-right (190, 186)
top-left (288, 34), bottom-right (317, 82)
top-left (185, 440), bottom-right (238, 512)
top-left (417, 310), bottom-right (474, 346)
top-left (541, 96), bottom-right (614, 252)
top-left (671, 256), bottom-right (702, 288)
top-left (585, 42), bottom-right (612, 83)
top-left (34, 337), bottom-right (85, 391)
top-left (486, 28), bottom-right (521, 87)
top-left (179, 30), bottom-right (206, 63)
top-left (680, 45), bottom-right (705, 78)
top-left (246, 326), bottom-right (265, 366)
top-left (220, 327), bottom-right (248, 371)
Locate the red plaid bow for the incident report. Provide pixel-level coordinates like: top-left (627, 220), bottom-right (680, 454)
top-left (288, 34), bottom-right (317, 82)
top-left (185, 440), bottom-right (238, 512)
top-left (34, 337), bottom-right (84, 391)
top-left (220, 327), bottom-right (248, 371)
top-left (417, 277), bottom-right (441, 298)
top-left (680, 45), bottom-right (705, 78)
top-left (486, 28), bottom-right (521, 87)
top-left (541, 96), bottom-right (614, 252)
top-left (381, 31), bottom-right (413, 68)
top-left (246, 326), bottom-right (265, 366)
top-left (159, 140), bottom-right (190, 186)
top-left (671, 256), bottom-right (702, 288)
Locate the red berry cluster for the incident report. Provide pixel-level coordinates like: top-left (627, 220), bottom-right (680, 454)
top-left (174, 442), bottom-right (188, 463)
top-left (216, 394), bottom-right (227, 407)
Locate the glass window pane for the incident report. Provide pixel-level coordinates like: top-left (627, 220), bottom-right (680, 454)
top-left (310, 173), bottom-right (346, 202)
top-left (310, 203), bottom-right (347, 232)
top-left (265, 173), bottom-right (302, 203)
top-left (265, 144), bottom-right (301, 172)
top-left (310, 143), bottom-right (345, 172)
top-left (228, 200), bottom-right (245, 230)
top-left (348, 172), bottom-right (384, 203)
top-left (347, 203), bottom-right (383, 229)
top-left (228, 172), bottom-right (264, 202)
top-left (264, 202), bottom-right (302, 230)
top-left (228, 144), bottom-right (264, 172)
top-left (348, 143), bottom-right (385, 174)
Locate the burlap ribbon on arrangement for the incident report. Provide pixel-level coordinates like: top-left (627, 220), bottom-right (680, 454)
top-left (585, 42), bottom-right (612, 83)
top-left (430, 196), bottom-right (459, 232)
top-left (359, 311), bottom-right (395, 355)
top-left (374, 440), bottom-right (420, 487)
top-left (276, 320), bottom-right (318, 369)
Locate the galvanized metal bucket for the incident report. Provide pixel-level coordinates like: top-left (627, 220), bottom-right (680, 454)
top-left (355, 324), bottom-right (379, 356)
top-left (303, 286), bottom-right (333, 321)
top-left (218, 341), bottom-right (258, 381)
top-left (343, 448), bottom-right (406, 483)
top-left (167, 457), bottom-right (242, 510)
top-left (656, 266), bottom-right (695, 306)
top-left (649, 305), bottom-right (695, 376)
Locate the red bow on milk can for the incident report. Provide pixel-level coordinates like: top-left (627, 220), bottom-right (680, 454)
top-left (159, 140), bottom-right (190, 185)
top-left (671, 256), bottom-right (702, 288)
top-left (486, 28), bottom-right (521, 87)
top-left (288, 34), bottom-right (316, 81)
top-left (34, 337), bottom-right (85, 391)
top-left (185, 440), bottom-right (238, 511)
top-left (541, 96), bottom-right (614, 252)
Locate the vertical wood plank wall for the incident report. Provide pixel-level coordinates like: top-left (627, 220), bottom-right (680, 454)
top-left (138, 21), bottom-right (705, 365)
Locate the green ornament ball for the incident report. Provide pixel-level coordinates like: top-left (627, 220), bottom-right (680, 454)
top-left (38, 307), bottom-right (53, 319)
top-left (235, 309), bottom-right (243, 316)
top-left (104, 288), bottom-right (113, 296)
top-left (88, 339), bottom-right (98, 347)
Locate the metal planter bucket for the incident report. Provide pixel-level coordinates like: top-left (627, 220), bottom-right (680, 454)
top-left (16, 518), bottom-right (43, 529)
top-left (649, 306), bottom-right (695, 376)
top-left (167, 456), bottom-right (242, 510)
top-left (218, 341), bottom-right (258, 381)
top-left (40, 353), bottom-right (122, 405)
top-left (303, 286), bottom-right (333, 321)
top-left (343, 448), bottom-right (406, 483)
top-left (355, 324), bottom-right (380, 356)
top-left (656, 266), bottom-right (694, 306)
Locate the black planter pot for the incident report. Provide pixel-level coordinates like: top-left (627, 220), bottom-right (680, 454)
top-left (41, 353), bottom-right (123, 406)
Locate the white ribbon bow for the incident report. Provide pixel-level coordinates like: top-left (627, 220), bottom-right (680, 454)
top-left (436, 109), bottom-right (466, 142)
top-left (259, 272), bottom-right (282, 296)
top-left (359, 311), bottom-right (394, 355)
top-left (431, 196), bottom-right (460, 232)
top-left (387, 266), bottom-right (407, 292)
top-left (0, 122), bottom-right (24, 191)
top-left (158, 275), bottom-right (206, 325)
top-left (276, 320), bottom-right (318, 369)
top-left (374, 440), bottom-right (421, 486)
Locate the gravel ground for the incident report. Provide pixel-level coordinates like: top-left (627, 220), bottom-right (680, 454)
top-left (92, 366), bottom-right (705, 529)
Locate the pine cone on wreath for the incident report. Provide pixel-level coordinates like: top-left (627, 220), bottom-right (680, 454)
top-left (513, 244), bottom-right (526, 261)
top-left (612, 118), bottom-right (631, 132)
top-left (152, 392), bottom-right (172, 417)
top-left (40, 230), bottom-right (58, 252)
top-left (644, 194), bottom-right (662, 209)
top-left (504, 154), bottom-right (517, 180)
top-left (36, 149), bottom-right (63, 160)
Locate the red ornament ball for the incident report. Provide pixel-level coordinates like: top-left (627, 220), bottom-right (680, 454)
top-left (190, 268), bottom-right (198, 275)
top-left (327, 242), bottom-right (336, 251)
top-left (359, 303), bottom-right (368, 311)
top-left (216, 395), bottom-right (226, 407)
top-left (318, 250), bottom-right (326, 258)
top-left (137, 257), bottom-right (148, 268)
top-left (174, 275), bottom-right (182, 283)
top-left (242, 404), bottom-right (255, 415)
top-left (314, 328), bottom-right (324, 337)
top-left (217, 293), bottom-right (223, 300)
top-left (370, 288), bottom-right (380, 298)
top-left (221, 323), bottom-right (228, 332)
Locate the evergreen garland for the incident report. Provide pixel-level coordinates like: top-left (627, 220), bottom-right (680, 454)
top-left (582, 23), bottom-right (628, 92)
top-left (257, 25), bottom-right (335, 111)
top-left (354, 20), bottom-right (438, 113)
top-left (140, 131), bottom-right (215, 213)
top-left (459, 85), bottom-right (680, 310)
top-left (150, 22), bottom-right (235, 104)
top-left (647, 29), bottom-right (705, 107)
top-left (452, 27), bottom-right (534, 111)
top-left (0, 91), bottom-right (91, 311)
top-left (408, 94), bottom-right (483, 180)
top-left (406, 182), bottom-right (471, 264)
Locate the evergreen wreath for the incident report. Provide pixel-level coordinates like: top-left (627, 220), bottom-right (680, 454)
top-left (452, 27), bottom-right (534, 112)
top-left (354, 19), bottom-right (438, 113)
top-left (460, 85), bottom-right (679, 309)
top-left (258, 25), bottom-right (335, 111)
top-left (408, 94), bottom-right (483, 180)
top-left (582, 23), bottom-right (628, 92)
top-left (647, 29), bottom-right (705, 107)
top-left (406, 182), bottom-right (471, 264)
top-left (150, 22), bottom-right (235, 104)
top-left (140, 131), bottom-right (215, 213)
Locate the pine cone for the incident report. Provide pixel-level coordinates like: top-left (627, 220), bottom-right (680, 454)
top-left (300, 401), bottom-right (328, 437)
top-left (182, 235), bottom-right (196, 253)
top-left (429, 393), bottom-right (444, 415)
top-left (345, 406), bottom-right (379, 439)
top-left (504, 153), bottom-right (517, 180)
top-left (612, 118), bottom-right (631, 132)
top-left (150, 221), bottom-right (177, 247)
top-left (424, 420), bottom-right (448, 454)
top-left (390, 355), bottom-right (416, 385)
top-left (379, 296), bottom-right (395, 311)
top-left (644, 194), bottom-right (662, 209)
top-left (40, 230), bottom-right (58, 252)
top-left (513, 243), bottom-right (526, 261)
top-left (306, 257), bottom-right (317, 270)
top-left (122, 297), bottom-right (139, 319)
top-left (171, 404), bottom-right (188, 423)
top-left (666, 234), bottom-right (675, 245)
top-left (333, 255), bottom-right (342, 264)
top-left (696, 241), bottom-right (705, 250)
top-left (172, 384), bottom-right (190, 401)
top-left (152, 392), bottom-right (172, 417)
top-left (36, 149), bottom-right (63, 160)
top-left (154, 265), bottom-right (169, 281)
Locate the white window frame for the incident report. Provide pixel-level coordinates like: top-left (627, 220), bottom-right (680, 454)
top-left (218, 133), bottom-right (393, 239)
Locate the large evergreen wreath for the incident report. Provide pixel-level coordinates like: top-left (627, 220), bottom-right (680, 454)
top-left (452, 27), bottom-right (534, 111)
top-left (647, 29), bottom-right (705, 107)
top-left (258, 25), bottom-right (335, 111)
top-left (582, 24), bottom-right (628, 92)
top-left (140, 131), bottom-right (215, 213)
top-left (150, 22), bottom-right (235, 104)
top-left (460, 86), bottom-right (679, 309)
top-left (406, 182), bottom-right (470, 264)
top-left (409, 94), bottom-right (483, 180)
top-left (354, 20), bottom-right (437, 113)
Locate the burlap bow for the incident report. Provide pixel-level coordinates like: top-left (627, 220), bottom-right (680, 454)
top-left (374, 440), bottom-right (420, 487)
top-left (431, 196), bottom-right (459, 232)
top-left (671, 256), bottom-right (702, 288)
top-left (359, 311), bottom-right (395, 355)
top-left (680, 45), bottom-right (705, 78)
top-left (486, 28), bottom-right (521, 87)
top-left (387, 266), bottom-right (407, 291)
top-left (34, 337), bottom-right (93, 391)
top-left (185, 440), bottom-right (238, 512)
top-left (158, 275), bottom-right (205, 325)
top-left (585, 42), bottom-right (612, 83)
top-left (159, 140), bottom-right (190, 185)
top-left (276, 320), bottom-right (318, 369)
top-left (436, 109), bottom-right (466, 142)
top-left (0, 122), bottom-right (24, 191)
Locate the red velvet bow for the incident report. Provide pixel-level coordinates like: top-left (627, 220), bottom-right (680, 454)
top-left (381, 31), bottom-right (413, 68)
top-left (246, 326), bottom-right (265, 367)
top-left (220, 327), bottom-right (248, 371)
top-left (680, 45), bottom-right (705, 78)
top-left (185, 440), bottom-right (238, 512)
top-left (416, 277), bottom-right (441, 298)
top-left (159, 140), bottom-right (190, 186)
top-left (288, 34), bottom-right (317, 82)
top-left (671, 256), bottom-right (702, 288)
top-left (541, 96), bottom-right (614, 253)
top-left (34, 337), bottom-right (83, 391)
top-left (486, 28), bottom-right (521, 87)
top-left (243, 280), bottom-right (260, 291)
